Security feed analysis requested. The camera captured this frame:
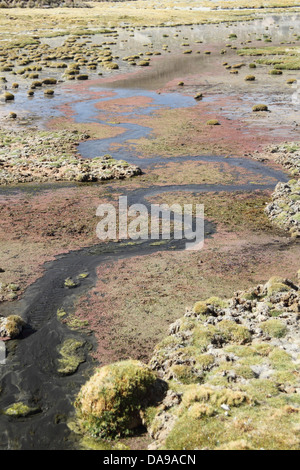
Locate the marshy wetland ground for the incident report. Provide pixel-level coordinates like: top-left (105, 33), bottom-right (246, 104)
top-left (0, 0), bottom-right (299, 451)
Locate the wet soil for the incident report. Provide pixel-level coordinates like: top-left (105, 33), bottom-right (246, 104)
top-left (0, 15), bottom-right (299, 449)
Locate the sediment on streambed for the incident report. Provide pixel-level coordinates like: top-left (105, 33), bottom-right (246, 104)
top-left (73, 270), bottom-right (300, 450)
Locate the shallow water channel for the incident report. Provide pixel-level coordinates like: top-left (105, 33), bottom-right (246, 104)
top-left (0, 18), bottom-right (294, 448)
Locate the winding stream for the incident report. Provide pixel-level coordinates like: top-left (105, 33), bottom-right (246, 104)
top-left (0, 79), bottom-right (290, 449)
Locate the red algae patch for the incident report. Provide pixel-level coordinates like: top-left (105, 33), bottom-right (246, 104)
top-left (73, 229), bottom-right (299, 365)
top-left (95, 95), bottom-right (154, 115)
top-left (126, 96), bottom-right (297, 159)
top-left (69, 188), bottom-right (299, 365)
top-left (142, 159), bottom-right (279, 186)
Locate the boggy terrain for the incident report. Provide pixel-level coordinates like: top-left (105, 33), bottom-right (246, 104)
top-left (74, 270), bottom-right (300, 450)
top-left (0, 0), bottom-right (299, 450)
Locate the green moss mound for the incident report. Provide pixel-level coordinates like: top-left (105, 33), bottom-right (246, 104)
top-left (163, 393), bottom-right (300, 450)
top-left (3, 315), bottom-right (25, 338)
top-left (64, 277), bottom-right (78, 288)
top-left (42, 78), bottom-right (57, 85)
top-left (137, 60), bottom-right (150, 67)
top-left (105, 62), bottom-right (119, 70)
top-left (269, 69), bottom-right (283, 75)
top-left (264, 276), bottom-right (291, 296)
top-left (3, 92), bottom-right (14, 101)
top-left (146, 270), bottom-right (300, 450)
top-left (193, 301), bottom-right (209, 315)
top-left (194, 92), bottom-right (203, 100)
top-left (75, 360), bottom-right (157, 438)
top-left (252, 104), bottom-right (268, 112)
top-left (260, 319), bottom-right (287, 338)
top-left (193, 296), bottom-right (228, 315)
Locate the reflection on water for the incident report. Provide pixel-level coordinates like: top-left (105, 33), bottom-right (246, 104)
top-left (107, 53), bottom-right (213, 90)
top-left (36, 13), bottom-right (300, 88)
top-left (75, 87), bottom-right (197, 160)
top-left (1, 13), bottom-right (299, 121)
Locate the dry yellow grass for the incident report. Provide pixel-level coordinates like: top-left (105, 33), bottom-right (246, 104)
top-left (201, 0), bottom-right (300, 8)
top-left (1, 0), bottom-right (299, 40)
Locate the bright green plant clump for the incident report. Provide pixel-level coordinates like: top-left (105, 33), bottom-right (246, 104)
top-left (64, 277), bottom-right (78, 288)
top-left (57, 338), bottom-right (86, 376)
top-left (3, 402), bottom-right (39, 418)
